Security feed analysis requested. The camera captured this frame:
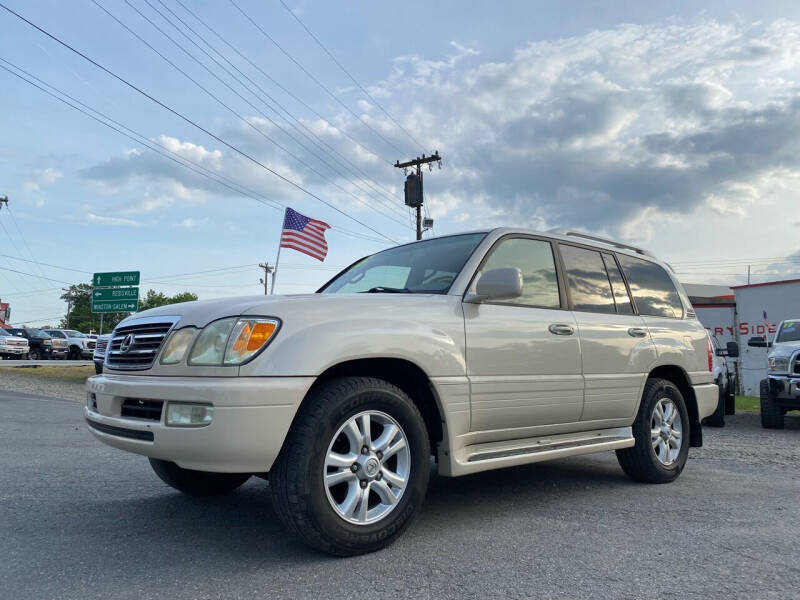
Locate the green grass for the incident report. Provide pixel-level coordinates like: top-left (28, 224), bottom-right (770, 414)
top-left (0, 364), bottom-right (95, 381)
top-left (735, 395), bottom-right (760, 412)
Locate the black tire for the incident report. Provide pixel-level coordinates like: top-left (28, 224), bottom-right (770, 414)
top-left (29, 348), bottom-right (41, 361)
top-left (724, 379), bottom-right (736, 415)
top-left (94, 361), bottom-right (103, 375)
top-left (760, 379), bottom-right (784, 429)
top-left (616, 378), bottom-right (690, 484)
top-left (148, 458), bottom-right (251, 496)
top-left (68, 346), bottom-right (81, 360)
top-left (270, 377), bottom-right (430, 556)
top-left (705, 380), bottom-right (726, 427)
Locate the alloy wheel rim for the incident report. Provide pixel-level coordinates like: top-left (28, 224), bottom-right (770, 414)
top-left (651, 397), bottom-right (682, 466)
top-left (323, 410), bottom-right (410, 525)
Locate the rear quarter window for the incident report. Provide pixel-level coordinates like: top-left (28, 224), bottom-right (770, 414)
top-left (616, 254), bottom-right (683, 318)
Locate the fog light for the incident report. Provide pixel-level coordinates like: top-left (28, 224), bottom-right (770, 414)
top-left (166, 403), bottom-right (214, 427)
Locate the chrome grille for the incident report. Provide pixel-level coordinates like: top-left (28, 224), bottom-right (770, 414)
top-left (105, 317), bottom-right (178, 370)
top-left (94, 337), bottom-right (109, 358)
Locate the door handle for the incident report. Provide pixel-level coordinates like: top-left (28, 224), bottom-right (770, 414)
top-left (627, 327), bottom-right (648, 338)
top-left (548, 323), bottom-right (574, 336)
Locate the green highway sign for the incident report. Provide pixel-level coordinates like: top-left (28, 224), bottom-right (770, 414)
top-left (93, 271), bottom-right (140, 287)
top-left (91, 300), bottom-right (139, 313)
top-left (92, 287), bottom-right (139, 301)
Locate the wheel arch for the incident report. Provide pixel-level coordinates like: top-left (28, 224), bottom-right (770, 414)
top-left (302, 358), bottom-right (445, 455)
top-left (648, 365), bottom-right (702, 447)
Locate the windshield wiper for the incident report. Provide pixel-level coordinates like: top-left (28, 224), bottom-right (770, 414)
top-left (362, 286), bottom-right (412, 294)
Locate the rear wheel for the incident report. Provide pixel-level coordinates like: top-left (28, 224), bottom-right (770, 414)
top-left (760, 379), bottom-right (784, 429)
top-left (148, 459), bottom-right (251, 496)
top-left (29, 348), bottom-right (41, 361)
top-left (270, 377), bottom-right (430, 556)
top-left (68, 346), bottom-right (81, 360)
top-left (617, 378), bottom-right (690, 483)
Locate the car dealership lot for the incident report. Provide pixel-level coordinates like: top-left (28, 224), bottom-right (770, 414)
top-left (1, 382), bottom-right (799, 600)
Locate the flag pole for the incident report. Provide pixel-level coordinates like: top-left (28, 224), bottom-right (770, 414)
top-left (271, 208), bottom-right (287, 294)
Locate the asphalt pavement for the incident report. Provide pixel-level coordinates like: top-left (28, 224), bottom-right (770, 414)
top-left (1, 386), bottom-right (799, 600)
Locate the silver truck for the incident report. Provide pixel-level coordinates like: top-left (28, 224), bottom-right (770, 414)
top-left (748, 319), bottom-right (800, 429)
top-left (42, 329), bottom-right (95, 360)
top-left (0, 328), bottom-right (29, 359)
top-left (86, 228), bottom-right (717, 555)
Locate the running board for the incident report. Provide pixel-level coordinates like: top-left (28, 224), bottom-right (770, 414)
top-left (441, 427), bottom-right (634, 477)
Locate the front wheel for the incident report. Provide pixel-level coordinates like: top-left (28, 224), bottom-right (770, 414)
top-left (148, 459), bottom-right (251, 496)
top-left (270, 377), bottom-right (430, 556)
top-left (760, 379), bottom-right (784, 429)
top-left (29, 348), bottom-right (41, 361)
top-left (617, 378), bottom-right (690, 484)
top-left (704, 381), bottom-right (726, 427)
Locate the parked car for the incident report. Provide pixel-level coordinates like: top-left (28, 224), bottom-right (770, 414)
top-left (86, 228), bottom-right (718, 555)
top-left (7, 328), bottom-right (55, 360)
top-left (702, 332), bottom-right (739, 427)
top-left (42, 329), bottom-right (95, 360)
top-left (748, 319), bottom-right (800, 429)
top-left (0, 328), bottom-right (29, 359)
top-left (93, 334), bottom-right (110, 374)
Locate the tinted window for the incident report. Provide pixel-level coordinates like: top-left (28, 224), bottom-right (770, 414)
top-left (776, 320), bottom-right (800, 343)
top-left (560, 245), bottom-right (615, 313)
top-left (480, 238), bottom-right (560, 308)
top-left (617, 255), bottom-right (683, 318)
top-left (322, 233), bottom-right (486, 294)
top-left (602, 253), bottom-right (634, 315)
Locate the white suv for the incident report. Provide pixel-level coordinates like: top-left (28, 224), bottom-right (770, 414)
top-left (86, 228), bottom-right (717, 555)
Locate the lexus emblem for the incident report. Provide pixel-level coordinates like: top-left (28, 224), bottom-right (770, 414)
top-left (119, 334), bottom-right (136, 353)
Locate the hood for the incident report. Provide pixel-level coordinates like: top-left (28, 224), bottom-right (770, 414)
top-left (769, 340), bottom-right (800, 358)
top-left (117, 293), bottom-right (445, 330)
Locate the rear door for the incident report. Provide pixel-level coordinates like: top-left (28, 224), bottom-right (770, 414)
top-left (558, 244), bottom-right (657, 421)
top-left (463, 236), bottom-right (583, 432)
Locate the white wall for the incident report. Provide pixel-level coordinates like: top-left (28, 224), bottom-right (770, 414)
top-left (695, 305), bottom-right (736, 346)
top-left (734, 280), bottom-right (800, 395)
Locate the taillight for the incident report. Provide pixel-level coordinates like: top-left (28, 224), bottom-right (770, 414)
top-left (707, 338), bottom-right (713, 371)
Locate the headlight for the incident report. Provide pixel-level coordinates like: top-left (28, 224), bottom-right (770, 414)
top-left (768, 356), bottom-right (789, 372)
top-left (224, 318), bottom-right (279, 365)
top-left (160, 328), bottom-right (197, 365)
top-left (186, 317), bottom-right (279, 366)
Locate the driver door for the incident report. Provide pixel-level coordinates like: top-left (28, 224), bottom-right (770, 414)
top-left (463, 236), bottom-right (583, 433)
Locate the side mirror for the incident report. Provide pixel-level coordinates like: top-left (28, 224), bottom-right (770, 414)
top-left (748, 336), bottom-right (769, 348)
top-left (465, 268), bottom-right (523, 303)
top-left (726, 341), bottom-right (740, 358)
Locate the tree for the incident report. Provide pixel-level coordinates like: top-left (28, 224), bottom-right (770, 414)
top-left (58, 285), bottom-right (198, 332)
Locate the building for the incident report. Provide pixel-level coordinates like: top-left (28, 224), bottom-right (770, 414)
top-left (732, 278), bottom-right (800, 395)
top-left (0, 300), bottom-right (10, 329)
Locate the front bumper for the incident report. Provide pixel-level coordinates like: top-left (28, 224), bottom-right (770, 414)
top-left (50, 347), bottom-right (67, 357)
top-left (0, 346), bottom-right (28, 356)
top-left (767, 375), bottom-right (800, 403)
top-left (80, 349), bottom-right (94, 359)
top-left (85, 374), bottom-right (314, 473)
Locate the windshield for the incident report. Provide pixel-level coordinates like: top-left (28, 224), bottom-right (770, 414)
top-left (65, 330), bottom-right (84, 337)
top-left (0, 329), bottom-right (8, 336)
top-left (321, 233), bottom-right (487, 294)
top-left (776, 320), bottom-right (800, 343)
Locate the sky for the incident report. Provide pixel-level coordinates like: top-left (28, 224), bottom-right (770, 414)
top-left (2, 0), bottom-right (800, 326)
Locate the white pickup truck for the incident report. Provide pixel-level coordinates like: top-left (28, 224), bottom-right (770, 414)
top-left (748, 319), bottom-right (800, 429)
top-left (86, 228), bottom-right (717, 555)
top-left (0, 328), bottom-right (29, 359)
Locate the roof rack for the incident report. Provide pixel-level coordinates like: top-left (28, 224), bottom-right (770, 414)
top-left (547, 228), bottom-right (656, 258)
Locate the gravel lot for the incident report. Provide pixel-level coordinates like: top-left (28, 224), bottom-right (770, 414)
top-left (1, 376), bottom-right (799, 600)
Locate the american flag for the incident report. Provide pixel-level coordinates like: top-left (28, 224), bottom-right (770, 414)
top-left (279, 207), bottom-right (331, 262)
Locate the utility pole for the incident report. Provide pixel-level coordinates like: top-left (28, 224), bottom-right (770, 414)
top-left (259, 262), bottom-right (274, 295)
top-left (394, 152), bottom-right (441, 240)
top-left (63, 287), bottom-right (73, 328)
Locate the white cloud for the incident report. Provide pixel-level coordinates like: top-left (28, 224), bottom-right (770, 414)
top-left (22, 167), bottom-right (62, 192)
top-left (85, 213), bottom-right (142, 226)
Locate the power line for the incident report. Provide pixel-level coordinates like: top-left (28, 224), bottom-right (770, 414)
top-left (113, 0), bottom-right (409, 229)
top-left (4, 205), bottom-right (49, 280)
top-left (0, 252), bottom-right (91, 274)
top-left (0, 2), bottom-right (398, 244)
top-left (174, 0), bottom-right (394, 168)
top-left (0, 265), bottom-right (73, 284)
top-left (161, 0), bottom-right (408, 219)
top-left (278, 0), bottom-right (427, 154)
top-left (0, 57), bottom-right (387, 246)
top-left (229, 0), bottom-right (409, 157)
